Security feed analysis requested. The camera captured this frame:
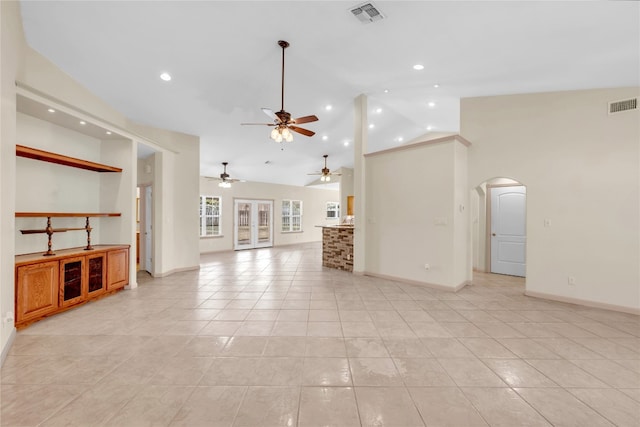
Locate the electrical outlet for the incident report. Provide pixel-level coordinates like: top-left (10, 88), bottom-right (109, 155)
top-left (424, 264), bottom-right (430, 270)
top-left (568, 276), bottom-right (576, 286)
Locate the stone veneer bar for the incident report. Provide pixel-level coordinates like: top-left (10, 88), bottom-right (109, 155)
top-left (321, 226), bottom-right (354, 272)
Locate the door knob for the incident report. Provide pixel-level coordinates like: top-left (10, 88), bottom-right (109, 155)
top-left (492, 233), bottom-right (496, 236)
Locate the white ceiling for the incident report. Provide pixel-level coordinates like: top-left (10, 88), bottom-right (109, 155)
top-left (18, 1), bottom-right (639, 186)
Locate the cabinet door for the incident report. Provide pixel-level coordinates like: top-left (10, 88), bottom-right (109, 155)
top-left (16, 261), bottom-right (59, 324)
top-left (60, 256), bottom-right (85, 307)
top-left (107, 248), bottom-right (129, 291)
top-left (86, 253), bottom-right (106, 298)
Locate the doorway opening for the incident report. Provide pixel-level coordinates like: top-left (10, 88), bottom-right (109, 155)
top-left (472, 177), bottom-right (527, 278)
top-left (138, 184), bottom-right (153, 274)
top-left (234, 199), bottom-right (274, 250)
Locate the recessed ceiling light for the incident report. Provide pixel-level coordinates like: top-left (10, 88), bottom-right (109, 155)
top-left (375, 108), bottom-right (382, 114)
top-left (325, 105), bottom-right (333, 111)
top-left (383, 89), bottom-right (389, 93)
top-left (427, 125), bottom-right (433, 131)
top-left (105, 131), bottom-right (112, 135)
top-left (413, 64), bottom-right (424, 70)
top-left (79, 121), bottom-right (86, 125)
top-left (433, 84), bottom-right (440, 88)
top-left (344, 141), bottom-right (350, 147)
top-left (160, 72), bottom-right (172, 81)
top-left (428, 102), bottom-right (436, 107)
top-left (322, 135), bottom-right (328, 141)
top-left (397, 137), bottom-right (404, 142)
top-left (369, 124), bottom-right (375, 129)
top-left (47, 108), bottom-right (55, 113)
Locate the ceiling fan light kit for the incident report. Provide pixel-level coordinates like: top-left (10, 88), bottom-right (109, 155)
top-left (207, 162), bottom-right (239, 188)
top-left (309, 154), bottom-right (342, 182)
top-left (241, 40), bottom-right (318, 143)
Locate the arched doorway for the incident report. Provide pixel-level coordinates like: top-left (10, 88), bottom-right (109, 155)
top-left (472, 177), bottom-right (527, 277)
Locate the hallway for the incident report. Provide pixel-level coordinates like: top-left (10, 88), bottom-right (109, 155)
top-left (2, 242), bottom-right (639, 426)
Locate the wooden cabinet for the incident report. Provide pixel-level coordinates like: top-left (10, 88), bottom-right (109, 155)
top-left (15, 245), bottom-right (129, 328)
top-left (15, 261), bottom-right (59, 324)
top-left (107, 248), bottom-right (129, 291)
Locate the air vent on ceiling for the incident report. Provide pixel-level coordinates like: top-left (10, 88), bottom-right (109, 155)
top-left (608, 97), bottom-right (637, 114)
top-left (350, 2), bottom-right (385, 24)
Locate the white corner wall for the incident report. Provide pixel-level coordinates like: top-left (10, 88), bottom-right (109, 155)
top-left (199, 178), bottom-right (339, 253)
top-left (462, 87), bottom-right (640, 312)
top-left (364, 137), bottom-right (470, 289)
top-left (0, 0), bottom-right (23, 363)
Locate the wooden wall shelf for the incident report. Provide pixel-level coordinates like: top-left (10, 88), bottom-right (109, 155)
top-left (16, 213), bottom-right (122, 255)
top-left (16, 212), bottom-right (121, 218)
top-left (16, 145), bottom-right (122, 173)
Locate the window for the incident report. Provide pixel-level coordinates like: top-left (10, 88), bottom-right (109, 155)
top-left (282, 200), bottom-right (302, 232)
top-left (199, 196), bottom-right (221, 236)
top-left (326, 202), bottom-right (340, 219)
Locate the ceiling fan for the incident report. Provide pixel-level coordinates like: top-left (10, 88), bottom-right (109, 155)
top-left (241, 40), bottom-right (318, 142)
top-left (205, 162), bottom-right (241, 188)
top-left (308, 155), bottom-right (342, 182)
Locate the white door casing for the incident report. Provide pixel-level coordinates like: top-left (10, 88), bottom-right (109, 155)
top-left (144, 185), bottom-right (153, 273)
top-left (490, 185), bottom-right (526, 277)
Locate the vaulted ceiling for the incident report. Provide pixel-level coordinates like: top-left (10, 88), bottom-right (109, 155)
top-left (19, 1), bottom-right (639, 186)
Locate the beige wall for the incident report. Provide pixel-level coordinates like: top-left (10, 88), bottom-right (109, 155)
top-left (15, 113), bottom-right (107, 253)
top-left (364, 137), bottom-right (471, 289)
top-left (199, 178), bottom-right (339, 253)
top-left (0, 0), bottom-right (24, 362)
top-left (462, 87), bottom-right (640, 311)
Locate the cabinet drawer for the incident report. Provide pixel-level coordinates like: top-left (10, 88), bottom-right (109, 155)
top-left (16, 261), bottom-right (59, 323)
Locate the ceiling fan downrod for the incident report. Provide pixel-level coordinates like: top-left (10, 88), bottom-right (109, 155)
top-left (278, 40), bottom-right (289, 113)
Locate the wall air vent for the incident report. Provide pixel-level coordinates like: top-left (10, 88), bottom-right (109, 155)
top-left (350, 2), bottom-right (385, 24)
top-left (608, 97), bottom-right (637, 114)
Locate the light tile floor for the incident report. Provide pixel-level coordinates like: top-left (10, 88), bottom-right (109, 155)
top-left (2, 242), bottom-right (639, 426)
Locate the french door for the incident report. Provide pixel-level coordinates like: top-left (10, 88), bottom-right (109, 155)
top-left (234, 199), bottom-right (273, 250)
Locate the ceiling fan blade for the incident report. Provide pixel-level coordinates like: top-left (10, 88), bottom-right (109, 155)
top-left (240, 122), bottom-right (276, 126)
top-left (292, 115), bottom-right (318, 125)
top-left (289, 125), bottom-right (315, 137)
top-left (262, 108), bottom-right (280, 123)
top-left (307, 173), bottom-right (322, 175)
top-left (204, 176), bottom-right (222, 181)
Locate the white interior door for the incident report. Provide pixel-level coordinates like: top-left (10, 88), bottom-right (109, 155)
top-left (234, 199), bottom-right (273, 250)
top-left (143, 185), bottom-right (153, 273)
top-left (490, 185), bottom-right (526, 277)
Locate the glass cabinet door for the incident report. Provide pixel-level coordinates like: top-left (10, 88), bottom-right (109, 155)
top-left (60, 256), bottom-right (85, 307)
top-left (86, 254), bottom-right (106, 296)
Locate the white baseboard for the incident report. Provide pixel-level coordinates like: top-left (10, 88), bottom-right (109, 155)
top-left (364, 271), bottom-right (469, 293)
top-left (154, 265), bottom-right (200, 278)
top-left (1, 327), bottom-right (17, 367)
top-left (525, 290), bottom-right (640, 315)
